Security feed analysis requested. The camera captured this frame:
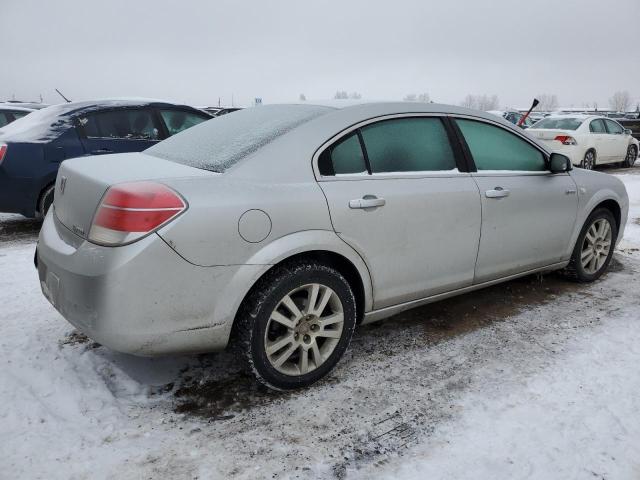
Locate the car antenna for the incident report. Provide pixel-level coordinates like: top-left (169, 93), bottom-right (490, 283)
top-left (55, 88), bottom-right (72, 103)
top-left (518, 98), bottom-right (539, 127)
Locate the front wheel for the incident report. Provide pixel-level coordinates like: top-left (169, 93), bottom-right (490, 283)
top-left (581, 150), bottom-right (595, 170)
top-left (564, 208), bottom-right (617, 282)
top-left (624, 145), bottom-right (637, 168)
top-left (235, 260), bottom-right (357, 390)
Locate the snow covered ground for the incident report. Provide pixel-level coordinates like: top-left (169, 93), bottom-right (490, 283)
top-left (1, 170), bottom-right (640, 479)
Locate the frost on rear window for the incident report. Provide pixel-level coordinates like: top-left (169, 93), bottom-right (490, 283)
top-left (146, 105), bottom-right (332, 172)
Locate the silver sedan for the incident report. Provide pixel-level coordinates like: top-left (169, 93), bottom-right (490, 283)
top-left (37, 102), bottom-right (629, 390)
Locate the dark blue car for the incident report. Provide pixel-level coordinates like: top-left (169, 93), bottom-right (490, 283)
top-left (0, 99), bottom-right (212, 218)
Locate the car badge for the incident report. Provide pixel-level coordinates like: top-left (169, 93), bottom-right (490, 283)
top-left (59, 176), bottom-right (67, 195)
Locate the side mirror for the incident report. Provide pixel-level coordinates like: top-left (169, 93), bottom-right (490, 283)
top-left (549, 153), bottom-right (572, 173)
top-left (624, 128), bottom-right (633, 135)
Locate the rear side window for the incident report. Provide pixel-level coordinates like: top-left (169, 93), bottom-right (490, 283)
top-left (361, 118), bottom-right (455, 173)
top-left (147, 105), bottom-right (331, 173)
top-left (79, 109), bottom-right (160, 140)
top-left (318, 132), bottom-right (367, 175)
top-left (0, 113), bottom-right (9, 128)
top-left (456, 119), bottom-right (546, 171)
top-left (590, 119), bottom-right (607, 133)
top-left (160, 110), bottom-right (209, 136)
top-left (604, 119), bottom-right (623, 134)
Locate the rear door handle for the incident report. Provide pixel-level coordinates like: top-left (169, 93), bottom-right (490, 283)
top-left (91, 148), bottom-right (114, 154)
top-left (485, 187), bottom-right (510, 198)
top-left (349, 196), bottom-right (386, 209)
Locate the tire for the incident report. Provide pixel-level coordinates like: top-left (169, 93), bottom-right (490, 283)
top-left (580, 150), bottom-right (596, 170)
top-left (564, 208), bottom-right (617, 282)
top-left (624, 145), bottom-right (637, 168)
top-left (234, 260), bottom-right (357, 390)
top-left (37, 184), bottom-right (55, 219)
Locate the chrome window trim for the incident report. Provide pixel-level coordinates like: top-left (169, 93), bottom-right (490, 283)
top-left (312, 112), bottom-right (466, 182)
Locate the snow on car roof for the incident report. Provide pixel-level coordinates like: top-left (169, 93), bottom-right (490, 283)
top-left (0, 98), bottom-right (190, 143)
top-left (0, 104), bottom-right (36, 112)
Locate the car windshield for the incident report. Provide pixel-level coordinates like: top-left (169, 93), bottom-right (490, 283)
top-left (531, 117), bottom-right (584, 130)
top-left (146, 104), bottom-right (333, 172)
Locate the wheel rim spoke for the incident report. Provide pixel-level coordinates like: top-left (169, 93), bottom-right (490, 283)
top-left (266, 335), bottom-right (294, 355)
top-left (319, 312), bottom-right (343, 327)
top-left (281, 295), bottom-right (303, 320)
top-left (299, 348), bottom-right (309, 374)
top-left (273, 342), bottom-right (298, 367)
top-left (317, 329), bottom-right (342, 339)
top-left (270, 311), bottom-right (296, 330)
top-left (306, 284), bottom-right (320, 315)
top-left (311, 342), bottom-right (322, 366)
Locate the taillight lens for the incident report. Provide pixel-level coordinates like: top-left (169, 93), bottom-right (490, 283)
top-left (0, 144), bottom-right (7, 165)
top-left (554, 135), bottom-right (577, 145)
top-left (88, 181), bottom-right (186, 246)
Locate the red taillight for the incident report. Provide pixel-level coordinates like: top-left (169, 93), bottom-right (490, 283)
top-left (89, 181), bottom-right (186, 246)
top-left (554, 135), bottom-right (577, 145)
top-left (0, 144), bottom-right (7, 165)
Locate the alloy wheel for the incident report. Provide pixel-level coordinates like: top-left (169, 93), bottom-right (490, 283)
top-left (580, 218), bottom-right (612, 275)
top-left (264, 283), bottom-right (344, 376)
top-left (626, 146), bottom-right (637, 168)
top-left (582, 151), bottom-right (595, 170)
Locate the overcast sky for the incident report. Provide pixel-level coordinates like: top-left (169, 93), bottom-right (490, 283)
top-left (2, 0), bottom-right (639, 109)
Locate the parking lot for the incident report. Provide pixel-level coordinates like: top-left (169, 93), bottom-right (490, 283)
top-left (1, 167), bottom-right (639, 479)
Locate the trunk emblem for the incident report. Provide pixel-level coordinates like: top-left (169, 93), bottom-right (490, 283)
top-left (59, 176), bottom-right (67, 195)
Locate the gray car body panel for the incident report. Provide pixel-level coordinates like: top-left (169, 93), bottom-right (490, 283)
top-left (37, 102), bottom-right (630, 355)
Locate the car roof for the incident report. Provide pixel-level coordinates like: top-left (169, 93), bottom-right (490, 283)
top-left (0, 104), bottom-right (36, 112)
top-left (0, 98), bottom-right (208, 143)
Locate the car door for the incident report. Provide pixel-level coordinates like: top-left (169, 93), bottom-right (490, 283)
top-left (588, 118), bottom-right (610, 161)
top-left (454, 117), bottom-right (579, 284)
top-left (603, 119), bottom-right (628, 161)
top-left (76, 108), bottom-right (163, 155)
top-left (316, 115), bottom-right (482, 309)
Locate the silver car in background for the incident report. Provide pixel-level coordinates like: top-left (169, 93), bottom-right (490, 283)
top-left (36, 102), bottom-right (629, 390)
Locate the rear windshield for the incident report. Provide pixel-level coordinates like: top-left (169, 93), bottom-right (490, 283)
top-left (531, 117), bottom-right (584, 130)
top-left (146, 105), bottom-right (332, 172)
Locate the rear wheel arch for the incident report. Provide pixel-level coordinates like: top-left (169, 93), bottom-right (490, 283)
top-left (36, 181), bottom-right (56, 218)
top-left (235, 250), bottom-right (367, 326)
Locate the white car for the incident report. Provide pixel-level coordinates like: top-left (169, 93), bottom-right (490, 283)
top-left (528, 115), bottom-right (639, 169)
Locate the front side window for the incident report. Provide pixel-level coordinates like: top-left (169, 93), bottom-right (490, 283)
top-left (79, 109), bottom-right (160, 140)
top-left (589, 119), bottom-right (607, 133)
top-left (456, 119), bottom-right (546, 171)
top-left (604, 119), bottom-right (623, 134)
top-left (318, 132), bottom-right (367, 175)
top-left (160, 109), bottom-right (209, 136)
top-left (360, 117), bottom-right (456, 173)
top-left (0, 112), bottom-right (9, 128)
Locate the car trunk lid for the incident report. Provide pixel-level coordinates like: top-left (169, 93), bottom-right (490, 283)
top-left (54, 152), bottom-right (216, 239)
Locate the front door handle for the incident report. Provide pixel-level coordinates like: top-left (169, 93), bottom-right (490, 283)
top-left (349, 195), bottom-right (386, 209)
top-left (91, 148), bottom-right (114, 154)
top-left (485, 187), bottom-right (510, 198)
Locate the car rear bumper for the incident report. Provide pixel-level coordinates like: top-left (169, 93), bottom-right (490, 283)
top-left (36, 212), bottom-right (263, 356)
top-left (537, 142), bottom-right (586, 166)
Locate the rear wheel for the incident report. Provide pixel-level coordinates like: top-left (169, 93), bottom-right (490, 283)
top-left (581, 150), bottom-right (595, 170)
top-left (37, 184), bottom-right (55, 219)
top-left (624, 145), bottom-right (637, 168)
top-left (564, 208), bottom-right (617, 282)
top-left (235, 260), bottom-right (357, 390)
